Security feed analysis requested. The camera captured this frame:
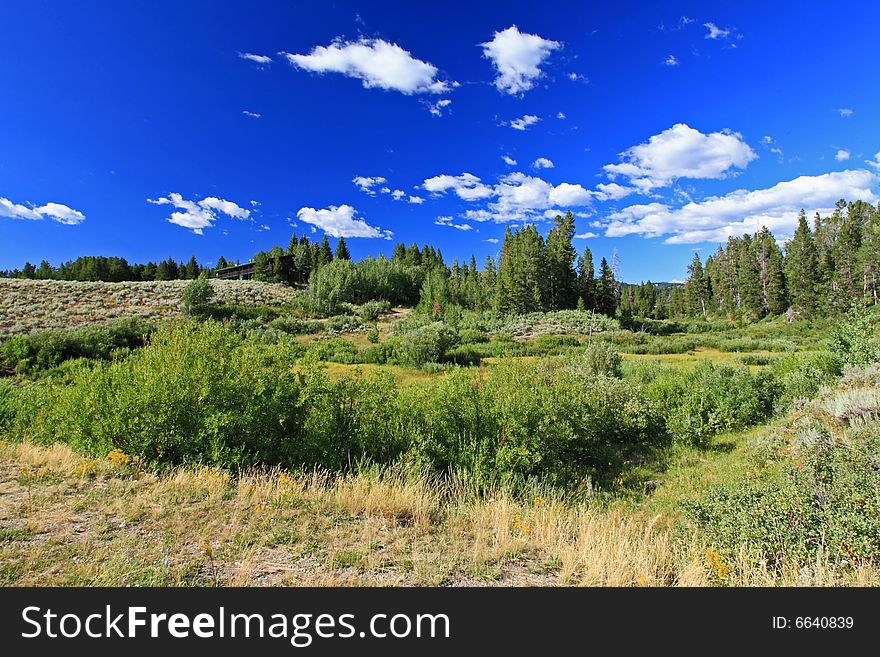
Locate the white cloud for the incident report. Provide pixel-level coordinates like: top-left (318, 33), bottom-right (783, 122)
top-left (435, 216), bottom-right (473, 230)
top-left (238, 52), bottom-right (272, 65)
top-left (703, 22), bottom-right (731, 39)
top-left (425, 98), bottom-right (452, 116)
top-left (664, 55), bottom-right (679, 66)
top-left (509, 114), bottom-right (540, 131)
top-left (867, 152), bottom-right (880, 171)
top-left (353, 176), bottom-right (387, 195)
top-left (837, 108), bottom-right (854, 118)
top-left (502, 155), bottom-right (517, 166)
top-left (575, 231), bottom-right (598, 239)
top-left (0, 196), bottom-right (86, 225)
top-left (296, 204), bottom-right (392, 239)
top-left (424, 171), bottom-right (593, 224)
top-left (485, 238), bottom-right (500, 244)
top-left (480, 25), bottom-right (560, 95)
top-left (423, 173), bottom-right (494, 201)
top-left (408, 195), bottom-right (425, 204)
top-left (568, 72), bottom-right (588, 83)
top-left (601, 169), bottom-right (878, 244)
top-left (557, 112), bottom-right (566, 120)
top-left (242, 110), bottom-right (261, 118)
top-left (593, 182), bottom-right (636, 201)
top-left (281, 38), bottom-right (454, 94)
top-left (835, 149), bottom-right (851, 162)
top-left (532, 157), bottom-right (554, 169)
top-left (603, 123), bottom-right (757, 192)
top-left (147, 193), bottom-right (251, 234)
top-left (391, 189), bottom-right (406, 201)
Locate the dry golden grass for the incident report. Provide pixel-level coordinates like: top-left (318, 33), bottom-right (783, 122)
top-left (2, 439), bottom-right (875, 587)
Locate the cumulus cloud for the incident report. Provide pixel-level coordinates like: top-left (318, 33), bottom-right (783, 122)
top-left (480, 25), bottom-right (560, 95)
top-left (532, 157), bottom-right (554, 169)
top-left (434, 216), bottom-right (473, 230)
top-left (353, 176), bottom-right (387, 195)
top-left (408, 195), bottom-right (425, 204)
top-left (835, 149), bottom-right (851, 162)
top-left (238, 52), bottom-right (272, 65)
top-left (1, 196), bottom-right (86, 225)
top-left (423, 170), bottom-right (594, 224)
top-left (425, 98), bottom-right (452, 116)
top-left (593, 182), bottom-right (637, 201)
top-left (703, 22), bottom-right (732, 39)
top-left (296, 204), bottom-right (392, 239)
top-left (867, 152), bottom-right (880, 171)
top-left (281, 38), bottom-right (454, 94)
top-left (485, 237), bottom-right (500, 244)
top-left (575, 231), bottom-right (598, 239)
top-left (391, 189), bottom-right (406, 201)
top-left (509, 114), bottom-right (540, 131)
top-left (242, 110), bottom-right (261, 118)
top-left (557, 112), bottom-right (566, 119)
top-left (502, 155), bottom-right (517, 166)
top-left (568, 72), bottom-right (589, 83)
top-left (147, 193), bottom-right (251, 234)
top-left (664, 55), bottom-right (679, 66)
top-left (600, 169), bottom-right (878, 244)
top-left (423, 173), bottom-right (494, 201)
top-left (837, 108), bottom-right (854, 118)
top-left (603, 123), bottom-right (757, 193)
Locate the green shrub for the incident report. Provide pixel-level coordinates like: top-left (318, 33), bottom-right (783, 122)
top-left (358, 300), bottom-right (391, 321)
top-left (305, 337), bottom-right (359, 363)
top-left (326, 314), bottom-right (364, 334)
top-left (10, 322), bottom-right (308, 469)
top-left (579, 342), bottom-right (623, 378)
top-left (686, 421), bottom-right (880, 568)
top-left (830, 303), bottom-right (880, 367)
top-left (269, 317), bottom-right (322, 335)
top-left (182, 277), bottom-right (215, 316)
top-left (395, 322), bottom-right (459, 368)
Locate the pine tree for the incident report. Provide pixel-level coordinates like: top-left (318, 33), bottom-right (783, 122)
top-left (318, 235), bottom-right (334, 267)
top-left (736, 234), bottom-right (763, 318)
top-left (577, 245), bottom-right (594, 309)
top-left (685, 253), bottom-right (708, 317)
top-left (544, 211), bottom-right (578, 310)
top-left (595, 257), bottom-right (618, 317)
top-left (495, 226), bottom-right (515, 314)
top-left (784, 211), bottom-right (821, 317)
top-left (334, 236), bottom-right (351, 261)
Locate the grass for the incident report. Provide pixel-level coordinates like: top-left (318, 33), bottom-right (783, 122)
top-left (3, 411), bottom-right (877, 586)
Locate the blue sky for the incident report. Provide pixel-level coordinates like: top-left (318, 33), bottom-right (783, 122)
top-left (2, 0), bottom-right (879, 282)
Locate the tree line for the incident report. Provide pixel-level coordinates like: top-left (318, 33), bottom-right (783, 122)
top-left (6, 199), bottom-right (879, 321)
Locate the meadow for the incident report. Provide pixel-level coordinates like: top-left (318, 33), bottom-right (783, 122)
top-left (0, 279), bottom-right (878, 586)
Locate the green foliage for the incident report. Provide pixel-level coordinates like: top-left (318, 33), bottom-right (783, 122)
top-left (579, 341), bottom-right (623, 378)
top-left (686, 420), bottom-right (880, 568)
top-left (829, 302), bottom-right (879, 367)
top-left (181, 277), bottom-right (215, 316)
top-left (395, 321), bottom-right (459, 368)
top-left (358, 299), bottom-right (391, 321)
top-left (0, 318), bottom-right (154, 374)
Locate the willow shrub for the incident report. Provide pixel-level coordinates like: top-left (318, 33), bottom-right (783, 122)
top-left (400, 358), bottom-right (662, 487)
top-left (11, 322), bottom-right (311, 469)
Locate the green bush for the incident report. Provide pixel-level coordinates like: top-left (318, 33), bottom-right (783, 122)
top-left (579, 342), bottom-right (623, 378)
top-left (326, 314), bottom-right (364, 334)
top-left (686, 421), bottom-right (880, 568)
top-left (395, 322), bottom-right (459, 368)
top-left (358, 300), bottom-right (391, 321)
top-left (9, 322), bottom-right (307, 469)
top-left (829, 303), bottom-right (880, 367)
top-left (182, 277), bottom-right (215, 316)
top-left (0, 319), bottom-right (154, 374)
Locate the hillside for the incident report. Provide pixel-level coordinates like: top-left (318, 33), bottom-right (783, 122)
top-left (0, 279), bottom-right (300, 336)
